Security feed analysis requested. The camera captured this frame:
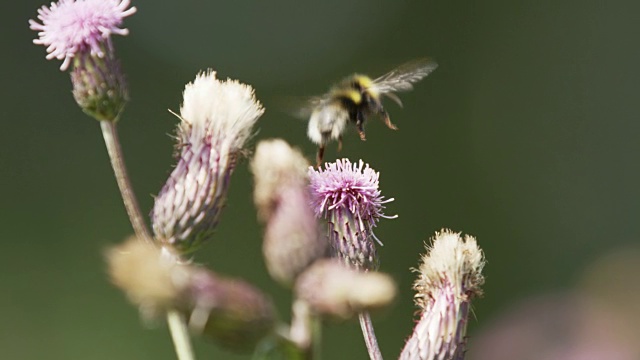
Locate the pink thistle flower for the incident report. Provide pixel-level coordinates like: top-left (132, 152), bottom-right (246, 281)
top-left (308, 159), bottom-right (396, 270)
top-left (29, 0), bottom-right (136, 71)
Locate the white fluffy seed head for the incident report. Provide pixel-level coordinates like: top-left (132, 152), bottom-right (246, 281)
top-left (178, 70), bottom-right (264, 151)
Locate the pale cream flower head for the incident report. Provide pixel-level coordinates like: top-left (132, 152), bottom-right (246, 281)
top-left (414, 229), bottom-right (485, 310)
top-left (105, 237), bottom-right (190, 318)
top-left (251, 139), bottom-right (310, 220)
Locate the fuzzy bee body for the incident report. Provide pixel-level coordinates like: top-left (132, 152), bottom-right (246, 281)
top-left (307, 98), bottom-right (349, 145)
top-left (305, 58), bottom-right (438, 165)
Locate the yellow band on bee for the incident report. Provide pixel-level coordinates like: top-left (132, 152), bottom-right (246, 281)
top-left (333, 88), bottom-right (362, 104)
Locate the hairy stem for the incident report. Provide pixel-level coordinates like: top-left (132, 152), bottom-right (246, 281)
top-left (359, 312), bottom-right (383, 360)
top-left (100, 121), bottom-right (152, 242)
top-left (100, 121), bottom-right (195, 360)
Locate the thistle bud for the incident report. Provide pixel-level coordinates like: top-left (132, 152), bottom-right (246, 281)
top-left (251, 139), bottom-right (326, 285)
top-left (152, 71), bottom-right (264, 253)
top-left (308, 159), bottom-right (396, 270)
top-left (186, 268), bottom-right (276, 350)
top-left (399, 229), bottom-right (486, 360)
top-left (295, 259), bottom-right (396, 319)
top-left (70, 46), bottom-right (128, 121)
top-left (251, 139), bottom-right (309, 220)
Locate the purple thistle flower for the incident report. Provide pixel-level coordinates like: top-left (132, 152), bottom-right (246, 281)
top-left (29, 0), bottom-right (136, 71)
top-left (308, 159), bottom-right (396, 270)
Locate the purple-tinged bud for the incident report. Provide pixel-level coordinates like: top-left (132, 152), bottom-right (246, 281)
top-left (29, 0), bottom-right (135, 121)
top-left (399, 229), bottom-right (485, 360)
top-left (151, 71), bottom-right (264, 253)
top-left (186, 268), bottom-right (276, 351)
top-left (70, 44), bottom-right (128, 121)
top-left (308, 159), bottom-right (396, 270)
top-left (251, 139), bottom-right (326, 285)
top-left (295, 259), bottom-right (396, 319)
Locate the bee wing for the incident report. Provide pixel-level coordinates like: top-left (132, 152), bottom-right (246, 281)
top-left (370, 57), bottom-right (438, 94)
top-left (279, 95), bottom-right (327, 120)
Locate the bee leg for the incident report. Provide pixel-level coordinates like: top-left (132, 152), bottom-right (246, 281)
top-left (337, 136), bottom-right (343, 152)
top-left (356, 111), bottom-right (367, 141)
top-left (381, 109), bottom-right (398, 130)
top-left (316, 144), bottom-right (325, 168)
top-left (357, 124), bottom-right (366, 141)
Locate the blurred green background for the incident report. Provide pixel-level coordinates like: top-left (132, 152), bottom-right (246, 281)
top-left (2, 0), bottom-right (639, 359)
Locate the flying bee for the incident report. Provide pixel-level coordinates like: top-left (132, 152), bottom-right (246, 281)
top-left (304, 58), bottom-right (438, 166)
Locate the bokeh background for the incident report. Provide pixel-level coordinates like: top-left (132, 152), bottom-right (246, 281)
top-left (2, 0), bottom-right (640, 359)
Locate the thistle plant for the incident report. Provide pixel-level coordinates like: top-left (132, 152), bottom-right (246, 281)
top-left (29, 0), bottom-right (150, 242)
top-left (308, 159), bottom-right (397, 360)
top-left (30, 1), bottom-right (486, 359)
top-left (30, 0), bottom-right (134, 120)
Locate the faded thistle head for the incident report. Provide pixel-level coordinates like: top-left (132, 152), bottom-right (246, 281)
top-left (308, 159), bottom-right (396, 270)
top-left (399, 229), bottom-right (485, 360)
top-left (106, 237), bottom-right (276, 350)
top-left (151, 70), bottom-right (264, 254)
top-left (29, 0), bottom-right (136, 121)
top-left (295, 259), bottom-right (396, 320)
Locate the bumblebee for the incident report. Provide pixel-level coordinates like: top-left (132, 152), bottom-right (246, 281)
top-left (305, 58), bottom-right (438, 165)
